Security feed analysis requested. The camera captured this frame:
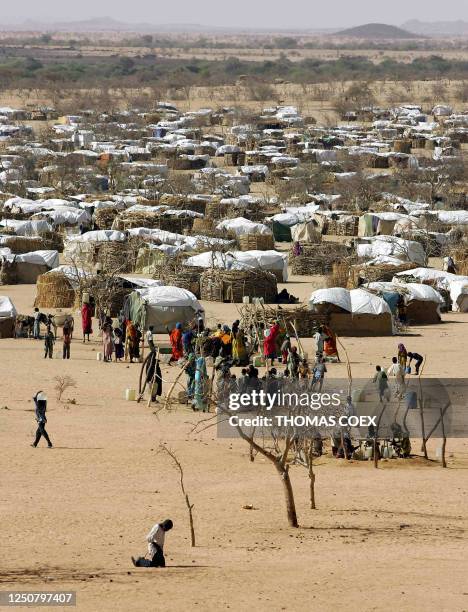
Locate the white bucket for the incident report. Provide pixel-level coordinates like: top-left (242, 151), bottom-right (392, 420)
top-left (125, 388), bottom-right (136, 401)
top-left (96, 352), bottom-right (103, 361)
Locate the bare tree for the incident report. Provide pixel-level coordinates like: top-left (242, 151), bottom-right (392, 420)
top-left (53, 375), bottom-right (77, 402)
top-left (159, 444), bottom-right (196, 546)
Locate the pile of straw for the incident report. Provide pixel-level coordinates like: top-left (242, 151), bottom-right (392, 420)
top-left (35, 272), bottom-right (75, 308)
top-left (451, 246), bottom-right (468, 275)
top-left (238, 233), bottom-right (275, 251)
top-left (239, 303), bottom-right (328, 338)
top-left (348, 261), bottom-right (418, 288)
top-left (291, 243), bottom-right (349, 275)
top-left (99, 238), bottom-right (142, 273)
top-left (4, 236), bottom-right (45, 254)
top-left (0, 259), bottom-right (17, 285)
top-left (94, 207), bottom-right (120, 230)
top-left (200, 268), bottom-right (277, 303)
top-left (162, 265), bottom-right (203, 298)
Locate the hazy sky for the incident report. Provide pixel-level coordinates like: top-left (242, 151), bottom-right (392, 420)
top-left (3, 0), bottom-right (468, 29)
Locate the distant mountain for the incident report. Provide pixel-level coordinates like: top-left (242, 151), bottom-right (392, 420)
top-left (403, 19), bottom-right (468, 37)
top-left (335, 23), bottom-right (421, 39)
top-left (0, 17), bottom-right (212, 33)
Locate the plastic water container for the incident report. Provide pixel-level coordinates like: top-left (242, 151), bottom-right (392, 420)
top-left (82, 292), bottom-right (90, 304)
top-left (364, 446), bottom-right (373, 459)
top-left (125, 388), bottom-right (136, 401)
top-left (96, 352), bottom-right (103, 361)
top-left (242, 296), bottom-right (250, 304)
top-left (435, 446), bottom-right (443, 459)
top-left (352, 389), bottom-right (363, 403)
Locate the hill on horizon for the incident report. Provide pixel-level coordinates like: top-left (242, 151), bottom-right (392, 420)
top-left (335, 22), bottom-right (422, 39)
top-left (403, 19), bottom-right (468, 36)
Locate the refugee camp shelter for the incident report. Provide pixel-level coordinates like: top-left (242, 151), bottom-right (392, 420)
top-left (309, 287), bottom-right (393, 335)
top-left (123, 286), bottom-right (204, 332)
top-left (0, 295), bottom-right (16, 337)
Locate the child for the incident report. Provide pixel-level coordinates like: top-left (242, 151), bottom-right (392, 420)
top-left (132, 519), bottom-right (173, 568)
top-left (62, 326), bottom-right (71, 359)
top-left (44, 329), bottom-right (55, 359)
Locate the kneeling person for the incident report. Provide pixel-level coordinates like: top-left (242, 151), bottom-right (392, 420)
top-left (132, 519), bottom-right (173, 567)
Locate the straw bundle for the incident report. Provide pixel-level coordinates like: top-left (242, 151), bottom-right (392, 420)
top-left (192, 217), bottom-right (214, 232)
top-left (238, 233), bottom-right (275, 251)
top-left (94, 207), bottom-right (120, 230)
top-left (0, 259), bottom-right (17, 285)
top-left (291, 243), bottom-right (349, 275)
top-left (200, 268), bottom-right (277, 303)
top-left (162, 265), bottom-right (203, 298)
top-left (451, 246), bottom-right (468, 275)
top-left (326, 217), bottom-right (359, 237)
top-left (4, 236), bottom-right (45, 254)
top-left (113, 211), bottom-right (194, 234)
top-left (239, 303), bottom-right (328, 338)
top-left (35, 272), bottom-right (75, 308)
top-left (99, 238), bottom-right (142, 273)
top-left (348, 261), bottom-right (418, 288)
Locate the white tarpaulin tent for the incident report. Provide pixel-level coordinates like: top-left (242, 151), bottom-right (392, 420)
top-left (309, 288), bottom-right (352, 312)
top-left (0, 295), bottom-right (16, 318)
top-left (357, 236), bottom-right (426, 265)
top-left (125, 286), bottom-right (204, 332)
top-left (216, 217), bottom-right (271, 236)
top-left (393, 267), bottom-right (468, 312)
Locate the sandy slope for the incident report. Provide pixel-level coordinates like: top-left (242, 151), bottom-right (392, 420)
top-left (1, 282), bottom-right (467, 612)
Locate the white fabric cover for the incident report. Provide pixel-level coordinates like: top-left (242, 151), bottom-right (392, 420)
top-left (137, 286), bottom-right (204, 332)
top-left (309, 288), bottom-right (352, 312)
top-left (8, 250), bottom-right (59, 269)
top-left (349, 289), bottom-right (391, 315)
top-left (357, 236), bottom-right (426, 265)
top-left (0, 295), bottom-right (17, 318)
top-left (71, 230), bottom-right (126, 242)
top-left (0, 219), bottom-right (52, 236)
top-left (216, 217), bottom-right (271, 236)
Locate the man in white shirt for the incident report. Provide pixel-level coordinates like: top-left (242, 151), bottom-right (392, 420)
top-left (132, 519), bottom-right (173, 567)
top-left (387, 357), bottom-right (405, 397)
top-left (313, 327), bottom-right (325, 357)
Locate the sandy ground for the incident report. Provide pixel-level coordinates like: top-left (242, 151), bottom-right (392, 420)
top-left (1, 280), bottom-right (467, 612)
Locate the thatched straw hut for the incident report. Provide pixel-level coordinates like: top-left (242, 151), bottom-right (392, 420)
top-left (291, 243), bottom-right (350, 275)
top-left (35, 271), bottom-right (76, 308)
top-left (200, 268), bottom-right (277, 303)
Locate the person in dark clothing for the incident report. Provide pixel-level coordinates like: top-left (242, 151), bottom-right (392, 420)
top-left (31, 391), bottom-right (52, 448)
top-left (407, 352), bottom-right (424, 375)
top-left (62, 326), bottom-right (71, 359)
top-left (146, 351), bottom-right (163, 402)
top-left (44, 329), bottom-right (55, 359)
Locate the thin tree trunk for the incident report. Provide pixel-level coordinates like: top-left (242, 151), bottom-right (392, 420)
top-left (439, 405), bottom-right (447, 469)
top-left (275, 463), bottom-right (298, 527)
top-left (185, 493), bottom-right (196, 546)
top-left (308, 446), bottom-right (316, 510)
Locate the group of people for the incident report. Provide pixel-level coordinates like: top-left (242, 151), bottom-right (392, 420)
top-left (374, 343), bottom-right (424, 401)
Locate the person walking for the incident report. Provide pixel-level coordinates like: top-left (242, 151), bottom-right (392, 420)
top-left (81, 301), bottom-right (93, 343)
top-left (132, 519), bottom-right (173, 568)
top-left (31, 391), bottom-right (52, 448)
top-left (387, 356), bottom-right (405, 397)
top-left (62, 325), bottom-right (72, 359)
